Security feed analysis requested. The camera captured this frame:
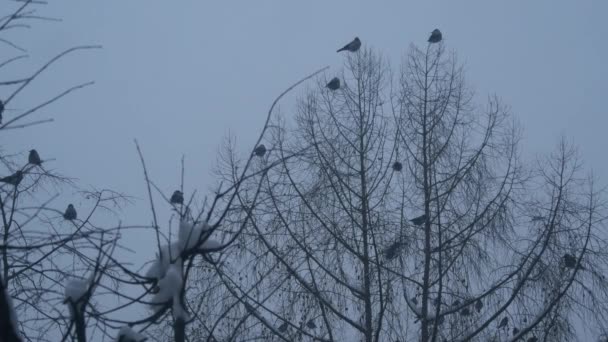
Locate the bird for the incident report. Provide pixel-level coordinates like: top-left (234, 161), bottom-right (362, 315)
top-left (563, 253), bottom-right (585, 270)
top-left (326, 77), bottom-right (340, 91)
top-left (170, 190), bottom-right (184, 205)
top-left (475, 299), bottom-right (483, 312)
top-left (384, 241), bottom-right (403, 260)
top-left (0, 99), bottom-right (4, 124)
top-left (254, 144), bottom-right (267, 157)
top-left (428, 29), bottom-right (442, 43)
top-left (512, 327), bottom-right (520, 336)
top-left (452, 300), bottom-right (461, 307)
top-left (337, 37), bottom-right (361, 53)
top-left (278, 322), bottom-right (288, 333)
top-left (410, 214), bottom-right (427, 226)
top-left (0, 170), bottom-right (23, 186)
top-left (306, 319), bottom-right (316, 329)
top-left (63, 204), bottom-right (77, 221)
top-left (392, 161), bottom-right (403, 172)
top-left (461, 307), bottom-right (471, 316)
top-left (28, 149), bottom-right (42, 166)
top-left (498, 317), bottom-right (508, 329)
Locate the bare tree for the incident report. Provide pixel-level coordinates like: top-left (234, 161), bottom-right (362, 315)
top-left (197, 41), bottom-right (608, 342)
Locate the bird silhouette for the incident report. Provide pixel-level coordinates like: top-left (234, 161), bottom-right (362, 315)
top-left (475, 299), bottom-right (483, 312)
top-left (278, 322), bottom-right (288, 333)
top-left (28, 149), bottom-right (42, 166)
top-left (498, 316), bottom-right (508, 329)
top-left (170, 190), bottom-right (184, 205)
top-left (428, 29), bottom-right (442, 43)
top-left (306, 319), bottom-right (316, 329)
top-left (410, 214), bottom-right (427, 226)
top-left (0, 170), bottom-right (23, 186)
top-left (337, 37), bottom-right (361, 53)
top-left (461, 307), bottom-right (471, 316)
top-left (563, 253), bottom-right (585, 270)
top-left (63, 204), bottom-right (77, 221)
top-left (254, 144), bottom-right (267, 157)
top-left (512, 327), bottom-right (519, 336)
top-left (392, 161), bottom-right (403, 172)
top-left (0, 99), bottom-right (4, 124)
top-left (326, 77), bottom-right (340, 90)
top-left (384, 241), bottom-right (403, 260)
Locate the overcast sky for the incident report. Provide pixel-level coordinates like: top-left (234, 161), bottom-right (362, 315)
top-left (1, 0), bottom-right (607, 330)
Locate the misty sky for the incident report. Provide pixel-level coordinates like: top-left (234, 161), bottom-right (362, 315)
top-left (1, 0), bottom-right (607, 312)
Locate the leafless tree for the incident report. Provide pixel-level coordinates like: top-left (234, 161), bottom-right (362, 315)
top-left (197, 42), bottom-right (608, 342)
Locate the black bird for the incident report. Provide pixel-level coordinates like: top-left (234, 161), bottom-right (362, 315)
top-left (28, 149), bottom-right (42, 166)
top-left (278, 322), bottom-right (288, 333)
top-left (461, 307), bottom-right (471, 316)
top-left (63, 204), bottom-right (77, 221)
top-left (0, 99), bottom-right (4, 124)
top-left (0, 170), bottom-right (23, 186)
top-left (452, 300), bottom-right (461, 307)
top-left (410, 214), bottom-right (427, 226)
top-left (392, 161), bottom-right (403, 172)
top-left (326, 77), bottom-right (340, 91)
top-left (527, 337), bottom-right (538, 342)
top-left (170, 190), bottom-right (184, 205)
top-left (475, 299), bottom-right (483, 312)
top-left (498, 316), bottom-right (508, 329)
top-left (428, 29), bottom-right (442, 43)
top-left (337, 37), bottom-right (361, 53)
top-left (254, 144), bottom-right (267, 157)
top-left (306, 319), bottom-right (316, 329)
top-left (384, 241), bottom-right (403, 260)
top-left (563, 253), bottom-right (585, 270)
top-left (512, 327), bottom-right (520, 336)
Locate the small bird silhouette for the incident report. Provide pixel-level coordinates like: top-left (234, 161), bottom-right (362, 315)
top-left (306, 319), bottom-right (316, 329)
top-left (63, 204), bottom-right (77, 221)
top-left (461, 307), bottom-right (471, 316)
top-left (278, 322), bottom-right (288, 333)
top-left (28, 149), bottom-right (42, 166)
top-left (512, 327), bottom-right (519, 336)
top-left (254, 144), bottom-right (267, 157)
top-left (475, 299), bottom-right (483, 312)
top-left (326, 77), bottom-right (340, 90)
top-left (428, 29), bottom-right (442, 43)
top-left (563, 253), bottom-right (585, 270)
top-left (498, 316), bottom-right (508, 329)
top-left (337, 37), bottom-right (361, 53)
top-left (392, 161), bottom-right (403, 172)
top-left (170, 190), bottom-right (184, 205)
top-left (410, 214), bottom-right (427, 226)
top-left (384, 241), bottom-right (403, 260)
top-left (0, 99), bottom-right (4, 124)
top-left (0, 170), bottom-right (23, 186)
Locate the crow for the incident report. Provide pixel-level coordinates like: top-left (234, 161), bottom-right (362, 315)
top-left (63, 204), bottom-right (77, 221)
top-left (337, 37), bottom-right (361, 53)
top-left (326, 77), bottom-right (340, 90)
top-left (254, 144), bottom-right (267, 157)
top-left (410, 214), bottom-right (427, 226)
top-left (392, 161), bottom-right (403, 172)
top-left (0, 170), bottom-right (23, 186)
top-left (170, 190), bottom-right (184, 205)
top-left (28, 149), bottom-right (42, 166)
top-left (428, 29), bottom-right (442, 43)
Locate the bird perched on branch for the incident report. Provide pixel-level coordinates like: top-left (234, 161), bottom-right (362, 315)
top-left (28, 149), bottom-right (42, 166)
top-left (475, 299), bottom-right (483, 312)
top-left (170, 190), bottom-right (184, 205)
top-left (384, 241), bottom-right (403, 260)
top-left (306, 320), bottom-right (317, 329)
top-left (563, 253), bottom-right (585, 270)
top-left (0, 99), bottom-right (4, 124)
top-left (0, 170), bottom-right (23, 186)
top-left (254, 144), bottom-right (267, 157)
top-left (498, 316), bottom-right (508, 329)
top-left (326, 77), bottom-right (340, 90)
top-left (63, 204), bottom-right (77, 221)
top-left (428, 29), bottom-right (442, 43)
top-left (337, 37), bottom-right (361, 53)
top-left (392, 161), bottom-right (403, 172)
top-left (410, 214), bottom-right (427, 226)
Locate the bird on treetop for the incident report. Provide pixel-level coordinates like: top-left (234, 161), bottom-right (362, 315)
top-left (170, 190), bottom-right (184, 205)
top-left (254, 144), bottom-right (267, 157)
top-left (498, 316), bottom-right (508, 329)
top-left (326, 77), bottom-right (340, 91)
top-left (28, 149), bottom-right (42, 166)
top-left (63, 204), bottom-right (77, 221)
top-left (0, 170), bottom-right (23, 186)
top-left (410, 214), bottom-right (427, 226)
top-left (337, 37), bottom-right (361, 53)
top-left (428, 29), bottom-right (442, 43)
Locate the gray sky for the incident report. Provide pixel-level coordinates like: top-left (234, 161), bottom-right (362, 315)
top-left (1, 0), bottom-right (607, 334)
